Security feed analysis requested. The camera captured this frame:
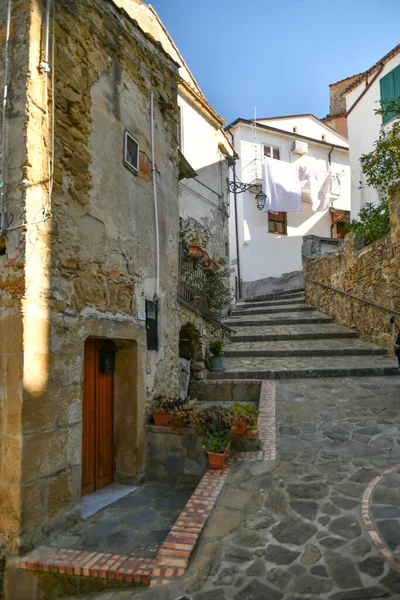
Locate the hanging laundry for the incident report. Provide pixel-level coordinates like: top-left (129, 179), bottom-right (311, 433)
top-left (309, 170), bottom-right (332, 212)
top-left (263, 158), bottom-right (302, 213)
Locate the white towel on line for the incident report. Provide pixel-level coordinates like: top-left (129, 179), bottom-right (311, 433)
top-left (262, 158), bottom-right (302, 213)
top-left (309, 170), bottom-right (332, 212)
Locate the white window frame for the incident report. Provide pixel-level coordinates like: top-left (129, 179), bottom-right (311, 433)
top-left (263, 144), bottom-right (280, 160)
top-left (177, 104), bottom-right (183, 152)
top-left (124, 131), bottom-right (139, 174)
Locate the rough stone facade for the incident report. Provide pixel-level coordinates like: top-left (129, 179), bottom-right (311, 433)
top-left (0, 0), bottom-right (224, 580)
top-left (302, 183), bottom-right (400, 353)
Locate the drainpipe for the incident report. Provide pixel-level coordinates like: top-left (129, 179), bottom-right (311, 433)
top-left (150, 92), bottom-right (160, 297)
top-left (328, 145), bottom-right (334, 166)
top-left (0, 0), bottom-right (12, 235)
top-left (228, 131), bottom-right (241, 299)
top-left (42, 0), bottom-right (51, 72)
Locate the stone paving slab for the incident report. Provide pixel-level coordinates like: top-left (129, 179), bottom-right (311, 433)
top-left (231, 322), bottom-right (358, 340)
top-left (67, 376), bottom-right (400, 599)
top-left (236, 295), bottom-right (306, 309)
top-left (225, 338), bottom-right (387, 357)
top-left (212, 355), bottom-right (399, 379)
top-left (225, 310), bottom-right (333, 327)
top-left (232, 304), bottom-right (314, 316)
top-left (48, 484), bottom-right (195, 559)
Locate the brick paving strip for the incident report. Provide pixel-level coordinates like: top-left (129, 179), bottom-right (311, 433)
top-left (19, 381), bottom-right (277, 588)
top-left (361, 462), bottom-right (400, 568)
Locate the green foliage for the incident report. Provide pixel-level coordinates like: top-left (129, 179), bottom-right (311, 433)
top-left (191, 404), bottom-right (231, 436)
top-left (209, 339), bottom-right (224, 356)
top-left (360, 97), bottom-right (400, 197)
top-left (202, 433), bottom-right (230, 454)
top-left (230, 402), bottom-right (259, 429)
top-left (344, 201), bottom-right (390, 246)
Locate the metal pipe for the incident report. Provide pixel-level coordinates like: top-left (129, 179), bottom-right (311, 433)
top-left (304, 277), bottom-right (400, 318)
top-left (0, 0), bottom-right (12, 235)
top-left (43, 0), bottom-right (51, 71)
top-left (150, 92), bottom-right (160, 297)
top-left (328, 145), bottom-right (334, 166)
top-left (228, 131), bottom-right (241, 300)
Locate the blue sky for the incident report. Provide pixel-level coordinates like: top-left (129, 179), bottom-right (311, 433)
top-left (149, 0), bottom-right (400, 124)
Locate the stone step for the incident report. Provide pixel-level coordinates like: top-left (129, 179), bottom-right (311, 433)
top-left (230, 322), bottom-right (358, 342)
top-left (225, 311), bottom-right (332, 328)
top-left (243, 288), bottom-right (305, 303)
top-left (206, 355), bottom-right (399, 380)
top-left (224, 338), bottom-right (387, 358)
top-left (236, 296), bottom-right (306, 309)
top-left (232, 304), bottom-right (314, 316)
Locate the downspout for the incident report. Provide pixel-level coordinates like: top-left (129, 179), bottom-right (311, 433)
top-left (150, 92), bottom-right (160, 297)
top-left (228, 130), bottom-right (241, 299)
top-left (0, 0), bottom-right (12, 235)
top-left (328, 145), bottom-right (334, 166)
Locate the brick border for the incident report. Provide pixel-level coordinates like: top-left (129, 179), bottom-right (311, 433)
top-left (234, 380), bottom-right (277, 462)
top-left (361, 463), bottom-right (400, 568)
top-left (19, 382), bottom-right (277, 588)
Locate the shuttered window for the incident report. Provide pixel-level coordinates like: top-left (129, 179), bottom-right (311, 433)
top-left (380, 64), bottom-right (400, 123)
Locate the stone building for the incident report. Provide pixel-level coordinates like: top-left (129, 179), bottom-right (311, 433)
top-left (0, 0), bottom-right (230, 586)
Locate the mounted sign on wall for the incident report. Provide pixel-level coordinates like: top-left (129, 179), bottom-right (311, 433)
top-left (146, 300), bottom-right (158, 351)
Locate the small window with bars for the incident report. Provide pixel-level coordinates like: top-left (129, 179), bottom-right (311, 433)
top-left (264, 145), bottom-right (280, 160)
top-left (124, 131), bottom-right (139, 174)
top-left (268, 211), bottom-right (287, 235)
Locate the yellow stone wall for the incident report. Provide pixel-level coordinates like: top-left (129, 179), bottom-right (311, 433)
top-left (0, 0), bottom-right (186, 561)
top-left (303, 183), bottom-right (400, 352)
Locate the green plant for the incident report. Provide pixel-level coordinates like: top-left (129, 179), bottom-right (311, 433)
top-left (190, 404), bottom-right (231, 436)
top-left (230, 402), bottom-right (259, 429)
top-left (344, 201), bottom-right (390, 246)
top-left (150, 395), bottom-right (189, 411)
top-left (360, 97), bottom-right (400, 197)
top-left (202, 433), bottom-right (230, 454)
top-left (202, 265), bottom-right (234, 314)
top-left (171, 403), bottom-right (193, 429)
top-left (209, 339), bottom-right (224, 356)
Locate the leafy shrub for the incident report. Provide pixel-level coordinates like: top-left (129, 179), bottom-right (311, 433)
top-left (344, 201), bottom-right (390, 246)
top-left (209, 339), bottom-right (224, 356)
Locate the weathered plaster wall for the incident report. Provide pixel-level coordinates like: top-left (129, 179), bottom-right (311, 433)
top-left (303, 184), bottom-right (400, 353)
top-left (0, 0), bottom-right (183, 564)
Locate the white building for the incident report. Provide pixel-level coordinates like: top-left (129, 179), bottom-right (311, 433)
top-left (226, 115), bottom-right (351, 298)
top-left (114, 1), bottom-right (235, 262)
top-left (340, 44), bottom-right (400, 218)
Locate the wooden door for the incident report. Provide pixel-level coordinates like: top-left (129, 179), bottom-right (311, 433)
top-left (82, 339), bottom-right (114, 496)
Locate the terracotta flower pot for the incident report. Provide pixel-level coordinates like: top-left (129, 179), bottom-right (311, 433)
top-left (151, 410), bottom-right (173, 427)
top-left (187, 243), bottom-right (206, 259)
top-left (231, 417), bottom-right (248, 436)
top-left (207, 443), bottom-right (230, 469)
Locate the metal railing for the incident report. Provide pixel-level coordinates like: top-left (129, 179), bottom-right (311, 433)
top-left (178, 243), bottom-right (221, 323)
top-left (304, 277), bottom-right (400, 318)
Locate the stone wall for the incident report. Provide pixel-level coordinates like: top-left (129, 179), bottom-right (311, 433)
top-left (302, 183), bottom-right (400, 353)
top-left (146, 427), bottom-right (207, 484)
top-left (0, 0), bottom-right (182, 565)
top-left (0, 0), bottom-right (231, 571)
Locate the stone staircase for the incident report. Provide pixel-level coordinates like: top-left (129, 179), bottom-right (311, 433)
top-left (209, 289), bottom-right (399, 380)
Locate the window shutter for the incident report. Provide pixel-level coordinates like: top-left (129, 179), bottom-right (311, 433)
top-left (380, 64), bottom-right (400, 123)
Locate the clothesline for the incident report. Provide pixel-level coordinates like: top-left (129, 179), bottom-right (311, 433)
top-left (262, 158), bottom-right (341, 214)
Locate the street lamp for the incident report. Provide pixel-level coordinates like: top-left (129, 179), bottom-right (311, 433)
top-left (255, 190), bottom-right (267, 210)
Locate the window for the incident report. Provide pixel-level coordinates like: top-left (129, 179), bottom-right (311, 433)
top-left (124, 131), bottom-right (139, 173)
top-left (268, 211), bottom-right (287, 235)
top-left (263, 145), bottom-right (280, 160)
top-left (380, 64), bottom-right (400, 123)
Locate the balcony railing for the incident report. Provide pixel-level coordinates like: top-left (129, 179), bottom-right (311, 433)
top-left (177, 243), bottom-right (222, 323)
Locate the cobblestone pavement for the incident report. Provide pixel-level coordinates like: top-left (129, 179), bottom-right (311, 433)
top-left (71, 376), bottom-right (400, 600)
top-left (49, 483), bottom-right (194, 559)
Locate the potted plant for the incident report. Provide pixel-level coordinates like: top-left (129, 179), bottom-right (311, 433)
top-left (190, 404), bottom-right (231, 436)
top-left (202, 257), bottom-right (219, 273)
top-left (171, 401), bottom-right (194, 430)
top-left (230, 403), bottom-right (259, 437)
top-left (209, 339), bottom-right (224, 372)
top-left (187, 243), bottom-right (207, 260)
top-left (150, 395), bottom-right (189, 427)
top-left (202, 433), bottom-right (230, 469)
